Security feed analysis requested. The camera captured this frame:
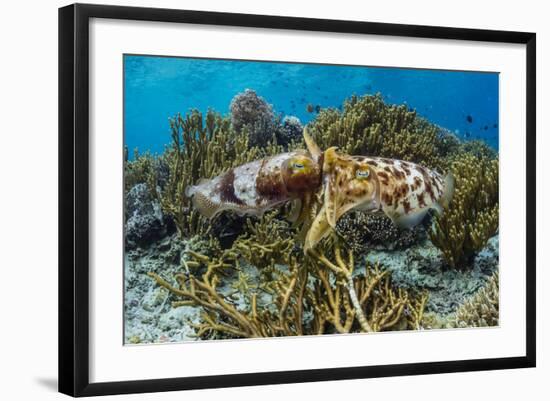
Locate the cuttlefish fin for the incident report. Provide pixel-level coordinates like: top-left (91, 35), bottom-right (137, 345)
top-left (439, 172), bottom-right (455, 211)
top-left (386, 208), bottom-right (430, 229)
top-left (190, 191), bottom-right (223, 219)
top-left (303, 127), bottom-right (322, 163)
top-left (423, 172), bottom-right (455, 218)
top-left (304, 205), bottom-right (333, 254)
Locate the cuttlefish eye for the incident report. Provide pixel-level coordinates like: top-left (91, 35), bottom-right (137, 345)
top-left (283, 155), bottom-right (321, 193)
top-left (289, 157), bottom-right (312, 174)
top-left (356, 169), bottom-right (370, 179)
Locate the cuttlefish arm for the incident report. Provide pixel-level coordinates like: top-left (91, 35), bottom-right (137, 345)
top-left (304, 148), bottom-right (380, 253)
top-left (304, 204), bottom-right (332, 252)
top-left (303, 127), bottom-right (322, 165)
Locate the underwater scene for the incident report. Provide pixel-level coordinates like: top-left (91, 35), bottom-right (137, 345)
top-left (124, 55), bottom-right (499, 344)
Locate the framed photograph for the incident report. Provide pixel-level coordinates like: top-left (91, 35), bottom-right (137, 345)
top-left (58, 3), bottom-right (536, 397)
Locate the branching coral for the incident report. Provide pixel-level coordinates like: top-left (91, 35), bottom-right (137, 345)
top-left (148, 216), bottom-right (309, 338)
top-left (307, 94), bottom-right (445, 171)
top-left (429, 152), bottom-right (499, 268)
top-left (453, 272), bottom-right (499, 328)
top-left (124, 148), bottom-right (157, 193)
top-left (148, 213), bottom-right (427, 338)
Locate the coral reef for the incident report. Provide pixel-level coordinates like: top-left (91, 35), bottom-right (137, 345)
top-left (124, 90), bottom-right (500, 342)
top-left (336, 211), bottom-right (426, 253)
top-left (459, 139), bottom-right (498, 160)
top-left (307, 94), bottom-right (445, 171)
top-left (453, 271), bottom-right (499, 328)
top-left (147, 212), bottom-right (427, 339)
top-left (429, 152), bottom-right (499, 268)
top-left (434, 128), bottom-right (462, 159)
top-left (230, 89), bottom-right (279, 148)
top-left (365, 235), bottom-right (499, 316)
top-left (124, 148), bottom-right (156, 192)
top-left (279, 115), bottom-right (304, 147)
top-left (125, 183), bottom-right (172, 249)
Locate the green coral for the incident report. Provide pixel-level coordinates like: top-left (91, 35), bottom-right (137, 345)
top-left (429, 152), bottom-right (499, 268)
top-left (307, 94), bottom-right (445, 170)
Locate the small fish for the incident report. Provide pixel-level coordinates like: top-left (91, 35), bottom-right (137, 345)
top-left (315, 105), bottom-right (321, 113)
top-left (306, 103), bottom-right (314, 113)
top-left (186, 151), bottom-right (321, 219)
top-left (466, 115), bottom-right (473, 123)
top-left (305, 146), bottom-right (454, 251)
top-left (483, 125), bottom-right (489, 131)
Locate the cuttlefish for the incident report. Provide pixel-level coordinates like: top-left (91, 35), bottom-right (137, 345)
top-left (185, 149), bottom-right (321, 219)
top-left (304, 134), bottom-right (454, 252)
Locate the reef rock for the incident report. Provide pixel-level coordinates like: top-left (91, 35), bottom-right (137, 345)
top-left (125, 183), bottom-right (168, 249)
top-left (277, 115), bottom-right (303, 147)
top-left (230, 89), bottom-right (278, 147)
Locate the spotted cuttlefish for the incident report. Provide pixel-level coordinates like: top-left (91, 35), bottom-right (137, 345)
top-left (185, 149), bottom-right (322, 219)
top-left (304, 141), bottom-right (455, 252)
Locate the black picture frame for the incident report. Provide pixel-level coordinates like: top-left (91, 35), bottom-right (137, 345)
top-left (58, 3), bottom-right (536, 397)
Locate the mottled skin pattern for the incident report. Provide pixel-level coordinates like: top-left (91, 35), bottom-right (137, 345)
top-left (186, 151), bottom-right (321, 218)
top-left (305, 147), bottom-right (453, 252)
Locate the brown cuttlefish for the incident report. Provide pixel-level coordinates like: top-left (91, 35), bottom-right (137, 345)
top-left (186, 147), bottom-right (322, 220)
top-left (303, 135), bottom-right (455, 253)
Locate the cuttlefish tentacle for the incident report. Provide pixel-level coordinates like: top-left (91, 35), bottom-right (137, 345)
top-left (304, 204), bottom-right (332, 252)
top-left (305, 147), bottom-right (381, 252)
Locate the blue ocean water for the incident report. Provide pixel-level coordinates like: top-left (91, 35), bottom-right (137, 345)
top-left (124, 55), bottom-right (499, 156)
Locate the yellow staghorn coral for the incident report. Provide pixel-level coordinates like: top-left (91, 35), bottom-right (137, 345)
top-left (429, 152), bottom-right (498, 268)
top-left (155, 109), bottom-right (284, 237)
top-left (231, 212), bottom-right (295, 268)
top-left (148, 214), bottom-right (427, 339)
top-left (309, 239), bottom-right (427, 333)
top-left (453, 272), bottom-right (499, 328)
top-left (307, 94), bottom-right (444, 171)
